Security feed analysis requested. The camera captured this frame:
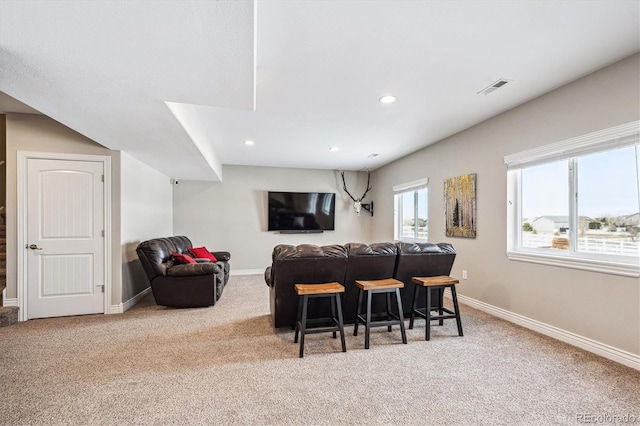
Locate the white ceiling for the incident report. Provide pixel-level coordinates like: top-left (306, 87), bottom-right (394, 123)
top-left (1, 0), bottom-right (639, 181)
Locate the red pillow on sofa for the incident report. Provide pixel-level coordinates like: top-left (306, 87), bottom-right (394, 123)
top-left (172, 252), bottom-right (196, 264)
top-left (188, 246), bottom-right (218, 262)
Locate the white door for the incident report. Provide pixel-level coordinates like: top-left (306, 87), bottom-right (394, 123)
top-left (26, 158), bottom-right (105, 319)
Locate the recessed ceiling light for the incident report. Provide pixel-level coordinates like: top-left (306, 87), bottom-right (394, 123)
top-left (329, 146), bottom-right (339, 152)
top-left (379, 95), bottom-right (397, 104)
top-left (244, 140), bottom-right (254, 146)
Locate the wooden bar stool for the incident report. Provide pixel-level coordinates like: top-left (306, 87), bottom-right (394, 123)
top-left (294, 282), bottom-right (347, 358)
top-left (409, 276), bottom-right (463, 341)
top-left (353, 278), bottom-right (407, 349)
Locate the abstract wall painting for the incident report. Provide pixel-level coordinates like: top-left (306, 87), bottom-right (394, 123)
top-left (444, 173), bottom-right (477, 238)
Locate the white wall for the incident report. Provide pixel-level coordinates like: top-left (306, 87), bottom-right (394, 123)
top-left (369, 53), bottom-right (640, 356)
top-left (172, 165), bottom-right (374, 272)
top-left (120, 152), bottom-right (173, 302)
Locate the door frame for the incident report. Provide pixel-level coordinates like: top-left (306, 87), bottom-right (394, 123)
top-left (17, 151), bottom-right (112, 321)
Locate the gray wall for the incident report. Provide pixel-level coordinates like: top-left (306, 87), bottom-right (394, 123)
top-left (120, 151), bottom-right (173, 302)
top-left (0, 115), bottom-right (6, 218)
top-left (172, 165), bottom-right (373, 272)
top-left (369, 53), bottom-right (640, 355)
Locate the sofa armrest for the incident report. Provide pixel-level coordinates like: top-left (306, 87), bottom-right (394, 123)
top-left (264, 266), bottom-right (273, 287)
top-left (167, 263), bottom-right (220, 277)
top-left (211, 251), bottom-right (231, 262)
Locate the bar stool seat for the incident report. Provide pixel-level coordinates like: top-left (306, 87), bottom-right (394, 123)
top-left (294, 282), bottom-right (347, 358)
top-left (409, 275), bottom-right (463, 341)
top-left (353, 278), bottom-right (407, 349)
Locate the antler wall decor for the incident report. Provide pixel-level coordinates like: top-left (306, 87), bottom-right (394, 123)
top-left (341, 170), bottom-right (373, 216)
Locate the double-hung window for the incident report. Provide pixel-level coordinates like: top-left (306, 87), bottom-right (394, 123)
top-left (505, 121), bottom-right (640, 277)
top-left (394, 178), bottom-right (429, 241)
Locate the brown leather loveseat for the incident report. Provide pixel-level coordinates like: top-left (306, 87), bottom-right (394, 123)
top-left (264, 241), bottom-right (455, 328)
top-left (136, 236), bottom-right (231, 308)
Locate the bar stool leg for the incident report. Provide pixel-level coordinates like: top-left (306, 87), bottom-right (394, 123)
top-left (425, 286), bottom-right (432, 341)
top-left (299, 295), bottom-right (308, 358)
top-left (450, 284), bottom-right (464, 337)
top-left (409, 284), bottom-right (419, 330)
top-left (365, 290), bottom-right (372, 349)
top-left (335, 293), bottom-right (347, 352)
top-left (294, 295), bottom-right (303, 343)
top-left (386, 292), bottom-right (392, 332)
top-left (437, 288), bottom-right (444, 326)
top-left (395, 288), bottom-right (407, 344)
top-left (330, 295), bottom-right (337, 338)
top-left (354, 288), bottom-right (363, 336)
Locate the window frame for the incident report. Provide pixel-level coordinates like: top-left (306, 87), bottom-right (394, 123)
top-left (393, 178), bottom-right (429, 242)
top-left (505, 121), bottom-right (640, 278)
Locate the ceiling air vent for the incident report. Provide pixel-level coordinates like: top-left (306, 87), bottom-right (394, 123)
top-left (477, 78), bottom-right (511, 95)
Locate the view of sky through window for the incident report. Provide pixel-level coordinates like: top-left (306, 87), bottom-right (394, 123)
top-left (577, 146), bottom-right (640, 218)
top-left (522, 146), bottom-right (640, 219)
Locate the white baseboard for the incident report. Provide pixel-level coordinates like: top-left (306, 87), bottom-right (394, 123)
top-left (119, 286), bottom-right (153, 313)
top-left (3, 297), bottom-right (18, 308)
top-left (231, 269), bottom-right (263, 276)
top-left (109, 303), bottom-right (123, 314)
top-left (3, 288), bottom-right (151, 316)
top-left (450, 292), bottom-right (640, 371)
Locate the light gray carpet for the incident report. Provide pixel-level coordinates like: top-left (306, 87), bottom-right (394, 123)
top-left (1, 275), bottom-right (638, 425)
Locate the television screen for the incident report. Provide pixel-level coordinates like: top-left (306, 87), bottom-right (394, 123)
top-left (268, 191), bottom-right (335, 232)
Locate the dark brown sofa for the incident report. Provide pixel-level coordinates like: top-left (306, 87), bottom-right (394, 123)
top-left (136, 236), bottom-right (231, 308)
top-left (264, 241), bottom-right (456, 328)
top-left (264, 244), bottom-right (348, 329)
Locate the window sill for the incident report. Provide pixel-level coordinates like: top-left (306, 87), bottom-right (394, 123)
top-left (397, 237), bottom-right (429, 243)
top-left (506, 250), bottom-right (640, 278)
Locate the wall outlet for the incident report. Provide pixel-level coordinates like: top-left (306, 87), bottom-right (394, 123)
top-left (462, 270), bottom-right (468, 280)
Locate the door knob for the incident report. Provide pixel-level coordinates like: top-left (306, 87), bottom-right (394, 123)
top-left (28, 244), bottom-right (43, 250)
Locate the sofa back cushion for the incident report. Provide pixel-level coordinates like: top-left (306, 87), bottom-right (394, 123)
top-left (169, 236), bottom-right (193, 254)
top-left (343, 242), bottom-right (398, 322)
top-left (270, 244), bottom-right (348, 282)
top-left (136, 236), bottom-right (194, 281)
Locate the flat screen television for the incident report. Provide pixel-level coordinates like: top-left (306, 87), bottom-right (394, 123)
top-left (268, 191), bottom-right (335, 232)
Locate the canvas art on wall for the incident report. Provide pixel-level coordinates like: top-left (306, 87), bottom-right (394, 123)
top-left (444, 173), bottom-right (477, 238)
